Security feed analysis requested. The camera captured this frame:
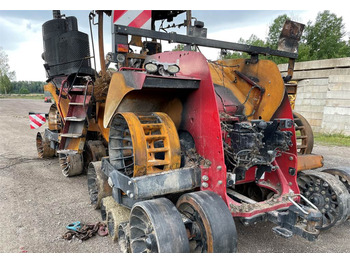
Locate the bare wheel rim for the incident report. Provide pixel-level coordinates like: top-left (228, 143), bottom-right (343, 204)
top-left (293, 111), bottom-right (314, 154)
top-left (297, 170), bottom-right (349, 230)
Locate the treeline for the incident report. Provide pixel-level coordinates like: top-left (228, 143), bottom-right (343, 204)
top-left (10, 81), bottom-right (46, 94)
top-left (223, 11), bottom-right (350, 64)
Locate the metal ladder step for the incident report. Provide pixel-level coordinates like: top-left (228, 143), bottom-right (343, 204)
top-left (65, 117), bottom-right (86, 122)
top-left (60, 133), bottom-right (83, 138)
top-left (69, 102), bottom-right (85, 106)
top-left (57, 149), bottom-right (79, 154)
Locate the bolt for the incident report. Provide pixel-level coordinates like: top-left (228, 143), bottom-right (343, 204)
top-left (309, 187), bottom-right (314, 192)
top-left (321, 190), bottom-right (326, 195)
top-left (289, 156), bottom-right (294, 161)
top-left (129, 193), bottom-right (134, 198)
top-left (315, 187), bottom-right (319, 191)
top-left (107, 177), bottom-right (114, 187)
top-left (202, 175), bottom-right (209, 181)
top-left (322, 208), bottom-right (326, 213)
top-left (201, 182), bottom-right (208, 188)
top-left (217, 166), bottom-right (222, 171)
top-left (325, 198), bottom-right (329, 202)
top-left (288, 182), bottom-right (292, 186)
top-left (218, 180), bottom-right (223, 185)
top-left (128, 181), bottom-right (132, 186)
top-left (325, 204), bottom-right (329, 209)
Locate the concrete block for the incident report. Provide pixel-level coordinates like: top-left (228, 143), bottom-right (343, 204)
top-left (309, 119), bottom-right (322, 127)
top-left (278, 57), bottom-right (350, 72)
top-left (326, 90), bottom-right (350, 99)
top-left (323, 107), bottom-right (350, 115)
top-left (311, 112), bottom-right (323, 120)
top-left (292, 68), bottom-right (350, 81)
top-left (325, 99), bottom-right (350, 108)
top-left (297, 79), bottom-right (329, 87)
top-left (329, 75), bottom-right (350, 83)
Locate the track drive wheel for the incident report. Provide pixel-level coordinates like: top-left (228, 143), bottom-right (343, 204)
top-left (48, 103), bottom-right (62, 131)
top-left (129, 198), bottom-right (189, 253)
top-left (108, 112), bottom-right (181, 177)
top-left (59, 153), bottom-right (83, 177)
top-left (87, 161), bottom-right (112, 209)
top-left (297, 170), bottom-right (350, 230)
top-left (176, 191), bottom-right (237, 253)
top-left (322, 167), bottom-right (350, 219)
top-left (293, 111), bottom-right (314, 154)
top-left (36, 132), bottom-right (55, 158)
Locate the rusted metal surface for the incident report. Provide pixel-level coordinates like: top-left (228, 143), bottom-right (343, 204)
top-left (278, 20), bottom-right (305, 54)
top-left (36, 132), bottom-right (55, 158)
top-left (297, 154), bottom-right (323, 172)
top-left (293, 111), bottom-right (314, 155)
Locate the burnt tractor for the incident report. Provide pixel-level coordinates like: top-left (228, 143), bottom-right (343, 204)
top-left (35, 10), bottom-right (350, 252)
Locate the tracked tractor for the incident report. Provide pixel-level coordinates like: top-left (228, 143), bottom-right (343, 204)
top-left (34, 10), bottom-right (350, 252)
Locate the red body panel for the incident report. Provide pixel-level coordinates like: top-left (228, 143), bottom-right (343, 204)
top-left (134, 51), bottom-right (299, 218)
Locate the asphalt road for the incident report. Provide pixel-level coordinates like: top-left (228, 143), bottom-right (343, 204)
top-left (0, 98), bottom-right (349, 253)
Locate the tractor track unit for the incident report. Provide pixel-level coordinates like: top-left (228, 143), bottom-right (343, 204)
top-left (33, 10), bottom-right (350, 253)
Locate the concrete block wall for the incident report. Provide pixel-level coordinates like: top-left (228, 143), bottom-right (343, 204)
top-left (279, 58), bottom-right (350, 135)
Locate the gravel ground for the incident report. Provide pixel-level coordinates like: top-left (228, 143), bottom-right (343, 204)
top-left (0, 99), bottom-right (349, 253)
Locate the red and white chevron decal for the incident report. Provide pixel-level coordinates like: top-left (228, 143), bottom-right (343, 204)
top-left (29, 113), bottom-right (46, 129)
top-left (112, 10), bottom-right (152, 30)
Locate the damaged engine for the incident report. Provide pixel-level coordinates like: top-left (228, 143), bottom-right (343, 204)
top-left (223, 118), bottom-right (294, 183)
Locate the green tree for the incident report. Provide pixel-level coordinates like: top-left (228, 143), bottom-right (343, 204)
top-left (303, 10), bottom-right (350, 60)
top-left (0, 74), bottom-right (12, 94)
top-left (0, 47), bottom-right (16, 94)
top-left (222, 34), bottom-right (266, 59)
top-left (19, 87), bottom-right (29, 94)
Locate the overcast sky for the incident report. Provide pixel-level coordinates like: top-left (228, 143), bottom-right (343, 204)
top-left (1, 2), bottom-right (349, 81)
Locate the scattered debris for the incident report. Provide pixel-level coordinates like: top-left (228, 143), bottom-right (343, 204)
top-left (62, 222), bottom-right (108, 241)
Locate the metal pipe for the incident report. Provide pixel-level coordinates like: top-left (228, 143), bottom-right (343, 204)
top-left (97, 11), bottom-right (106, 75)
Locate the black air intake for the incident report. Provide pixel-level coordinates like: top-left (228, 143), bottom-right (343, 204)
top-left (42, 15), bottom-right (94, 78)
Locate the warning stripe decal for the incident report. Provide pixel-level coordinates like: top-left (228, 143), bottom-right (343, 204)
top-left (112, 10), bottom-right (151, 30)
top-left (128, 10), bottom-right (152, 29)
top-left (29, 113), bottom-right (46, 129)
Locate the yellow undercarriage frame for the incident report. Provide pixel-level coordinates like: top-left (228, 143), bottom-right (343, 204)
top-left (108, 112), bottom-right (181, 177)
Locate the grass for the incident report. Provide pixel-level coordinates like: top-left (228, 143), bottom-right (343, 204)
top-left (314, 132), bottom-right (350, 147)
top-left (0, 94), bottom-right (45, 100)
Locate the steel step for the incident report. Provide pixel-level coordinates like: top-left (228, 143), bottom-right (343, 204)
top-left (57, 149), bottom-right (79, 154)
top-left (65, 117), bottom-right (86, 122)
top-left (60, 133), bottom-right (83, 138)
top-left (69, 102), bottom-right (85, 106)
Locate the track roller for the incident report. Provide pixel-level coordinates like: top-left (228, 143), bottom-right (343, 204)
top-left (36, 132), bottom-right (55, 158)
top-left (297, 170), bottom-right (350, 230)
top-left (176, 191), bottom-right (237, 253)
top-left (129, 198), bottom-right (189, 253)
top-left (59, 153), bottom-right (83, 177)
top-left (107, 205), bottom-right (130, 242)
top-left (87, 161), bottom-right (112, 209)
top-left (100, 196), bottom-right (131, 242)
